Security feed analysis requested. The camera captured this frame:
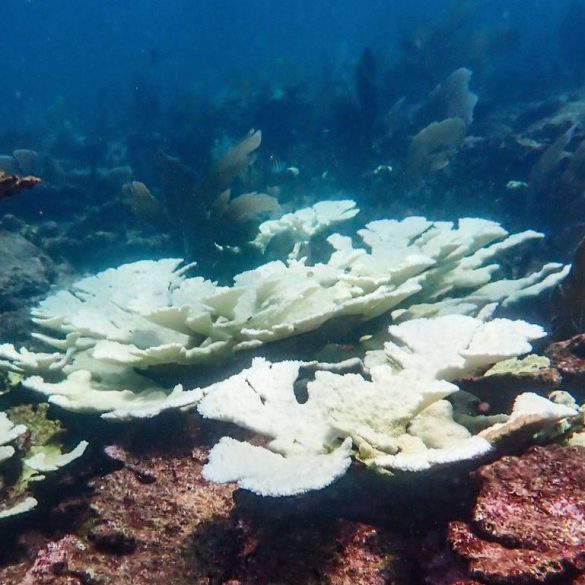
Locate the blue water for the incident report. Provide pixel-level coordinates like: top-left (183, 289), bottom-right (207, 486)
top-left (0, 0), bottom-right (577, 123)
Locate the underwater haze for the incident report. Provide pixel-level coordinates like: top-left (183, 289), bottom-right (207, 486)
top-left (0, 1), bottom-right (580, 119)
top-left (0, 0), bottom-right (583, 232)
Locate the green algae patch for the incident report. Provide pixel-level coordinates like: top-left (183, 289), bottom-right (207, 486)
top-left (484, 354), bottom-right (551, 377)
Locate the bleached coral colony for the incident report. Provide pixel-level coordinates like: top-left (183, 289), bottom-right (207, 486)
top-left (0, 200), bottom-right (578, 504)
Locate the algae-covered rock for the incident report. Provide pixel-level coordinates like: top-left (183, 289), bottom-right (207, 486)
top-left (546, 334), bottom-right (585, 397)
top-left (3, 436), bottom-right (413, 585)
top-left (448, 445), bottom-right (585, 584)
top-left (458, 354), bottom-right (561, 414)
top-left (484, 354), bottom-right (551, 376)
top-left (0, 403), bottom-right (87, 519)
top-left (7, 403), bottom-right (62, 447)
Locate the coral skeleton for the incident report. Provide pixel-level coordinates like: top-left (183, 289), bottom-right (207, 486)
top-left (198, 316), bottom-right (575, 496)
top-left (251, 199), bottom-right (359, 256)
top-left (0, 411), bottom-right (27, 464)
top-left (0, 205), bottom-right (568, 415)
top-left (0, 202), bottom-right (575, 495)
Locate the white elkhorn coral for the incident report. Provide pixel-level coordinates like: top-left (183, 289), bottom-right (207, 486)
top-left (0, 204), bottom-right (569, 423)
top-left (197, 315), bottom-right (575, 496)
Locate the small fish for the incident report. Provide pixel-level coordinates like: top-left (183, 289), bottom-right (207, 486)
top-left (123, 181), bottom-right (163, 224)
top-left (506, 180), bottom-right (528, 190)
top-left (269, 155), bottom-right (283, 173)
top-left (373, 164), bottom-right (393, 176)
top-left (0, 171), bottom-right (41, 201)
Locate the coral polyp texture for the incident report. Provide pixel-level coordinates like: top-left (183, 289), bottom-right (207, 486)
top-left (0, 203), bottom-right (574, 497)
top-left (448, 445), bottom-right (585, 584)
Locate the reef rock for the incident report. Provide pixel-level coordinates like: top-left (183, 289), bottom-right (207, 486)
top-left (546, 334), bottom-right (585, 397)
top-left (0, 232), bottom-right (53, 309)
top-left (448, 444), bottom-right (585, 584)
top-left (0, 230), bottom-right (55, 341)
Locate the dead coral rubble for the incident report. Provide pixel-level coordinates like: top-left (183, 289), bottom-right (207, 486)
top-left (448, 445), bottom-right (585, 584)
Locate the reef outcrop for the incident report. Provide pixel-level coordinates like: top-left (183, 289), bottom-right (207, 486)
top-left (448, 445), bottom-right (585, 584)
